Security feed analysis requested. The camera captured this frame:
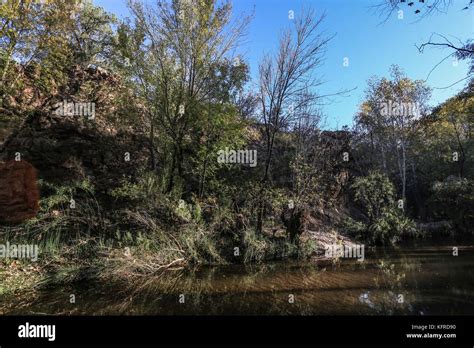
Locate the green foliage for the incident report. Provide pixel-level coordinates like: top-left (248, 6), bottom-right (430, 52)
top-left (0, 1), bottom-right (116, 113)
top-left (368, 209), bottom-right (418, 244)
top-left (344, 171), bottom-right (418, 244)
top-left (290, 153), bottom-right (322, 207)
top-left (242, 229), bottom-right (298, 263)
top-left (24, 180), bottom-right (103, 244)
top-left (118, 210), bottom-right (223, 265)
top-left (114, 0), bottom-right (251, 193)
top-left (429, 178), bottom-right (474, 232)
top-left (110, 172), bottom-right (161, 202)
top-left (352, 69), bottom-right (472, 228)
top-left (242, 229), bottom-right (269, 263)
top-left (297, 237), bottom-right (318, 259)
top-left (180, 225), bottom-right (223, 264)
top-left (351, 171), bottom-right (396, 222)
top-left (418, 86), bottom-right (474, 180)
top-left (3, 0), bottom-right (472, 299)
top-left (175, 199), bottom-right (193, 222)
top-left (68, 1), bottom-right (117, 68)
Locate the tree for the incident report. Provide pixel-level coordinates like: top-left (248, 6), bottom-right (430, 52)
top-left (256, 8), bottom-right (332, 232)
top-left (344, 171), bottom-right (417, 245)
top-left (0, 0), bottom-right (77, 113)
top-left (354, 66), bottom-right (431, 202)
top-left (68, 1), bottom-right (117, 69)
top-left (115, 0), bottom-right (251, 195)
top-left (0, 0), bottom-right (116, 120)
top-left (374, 0), bottom-right (473, 88)
top-left (416, 34), bottom-right (474, 83)
top-left (375, 0), bottom-right (473, 21)
top-left (420, 83), bottom-right (474, 179)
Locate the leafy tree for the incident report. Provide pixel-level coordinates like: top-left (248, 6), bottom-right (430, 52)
top-left (0, 0), bottom-right (116, 121)
top-left (422, 84), bottom-right (474, 178)
top-left (429, 178), bottom-right (474, 232)
top-left (114, 0), bottom-right (251, 196)
top-left (0, 0), bottom-right (76, 113)
top-left (354, 65), bottom-right (431, 202)
top-left (68, 1), bottom-right (117, 69)
top-left (343, 171), bottom-right (417, 245)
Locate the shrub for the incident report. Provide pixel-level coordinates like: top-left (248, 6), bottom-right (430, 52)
top-left (343, 171), bottom-right (417, 245)
top-left (109, 171), bottom-right (161, 203)
top-left (18, 179), bottom-right (103, 250)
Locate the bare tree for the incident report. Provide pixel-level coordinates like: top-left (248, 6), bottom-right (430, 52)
top-left (256, 8), bottom-right (333, 232)
top-left (374, 1), bottom-right (473, 88)
top-left (416, 33), bottom-right (473, 88)
top-left (374, 0), bottom-right (473, 23)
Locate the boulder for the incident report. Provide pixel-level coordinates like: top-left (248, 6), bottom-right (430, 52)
top-left (0, 160), bottom-right (39, 224)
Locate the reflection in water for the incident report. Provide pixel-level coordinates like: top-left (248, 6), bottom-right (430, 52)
top-left (2, 245), bottom-right (474, 315)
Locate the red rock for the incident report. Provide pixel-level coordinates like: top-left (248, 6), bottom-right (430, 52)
top-left (0, 160), bottom-right (40, 224)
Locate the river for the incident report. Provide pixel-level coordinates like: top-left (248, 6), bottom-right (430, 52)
top-left (2, 242), bottom-right (474, 315)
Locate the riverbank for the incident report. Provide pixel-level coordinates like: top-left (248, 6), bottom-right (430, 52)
top-left (0, 224), bottom-right (349, 299)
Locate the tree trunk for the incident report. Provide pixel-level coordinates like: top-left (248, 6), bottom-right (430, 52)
top-left (401, 140), bottom-right (406, 201)
top-left (199, 156), bottom-right (208, 198)
top-left (166, 147), bottom-right (176, 193)
top-left (149, 118), bottom-right (156, 171)
top-left (257, 129), bottom-right (276, 233)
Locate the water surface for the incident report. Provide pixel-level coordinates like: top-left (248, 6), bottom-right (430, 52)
top-left (2, 243), bottom-right (474, 315)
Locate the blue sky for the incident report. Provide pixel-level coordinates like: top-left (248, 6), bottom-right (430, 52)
top-left (94, 0), bottom-right (473, 129)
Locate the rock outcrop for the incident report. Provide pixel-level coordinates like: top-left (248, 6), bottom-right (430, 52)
top-left (0, 110), bottom-right (150, 196)
top-left (0, 66), bottom-right (151, 199)
top-left (0, 160), bottom-right (39, 224)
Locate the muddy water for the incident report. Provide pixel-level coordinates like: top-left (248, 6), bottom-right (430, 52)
top-left (3, 244), bottom-right (474, 315)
